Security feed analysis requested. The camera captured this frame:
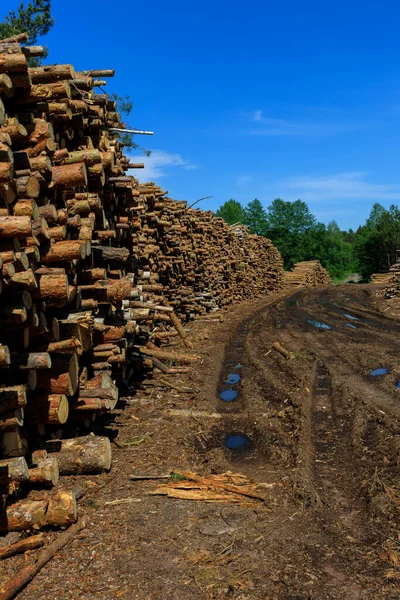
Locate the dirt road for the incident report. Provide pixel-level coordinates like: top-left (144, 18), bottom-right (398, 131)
top-left (3, 285), bottom-right (400, 599)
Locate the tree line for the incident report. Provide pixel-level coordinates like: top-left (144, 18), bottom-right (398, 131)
top-left (215, 198), bottom-right (400, 281)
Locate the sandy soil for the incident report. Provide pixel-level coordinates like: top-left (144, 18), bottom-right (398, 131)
top-left (1, 285), bottom-right (400, 599)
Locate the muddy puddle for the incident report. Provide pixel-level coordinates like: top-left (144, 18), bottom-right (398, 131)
top-left (224, 433), bottom-right (252, 451)
top-left (370, 367), bottom-right (389, 376)
top-left (307, 319), bottom-right (332, 330)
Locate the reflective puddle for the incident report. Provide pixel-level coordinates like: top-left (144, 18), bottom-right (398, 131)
top-left (370, 368), bottom-right (389, 376)
top-left (343, 313), bottom-right (359, 321)
top-left (346, 323), bottom-right (357, 329)
top-left (225, 433), bottom-right (252, 451)
top-left (307, 319), bottom-right (332, 330)
top-left (226, 373), bottom-right (241, 384)
top-left (219, 389), bottom-right (238, 402)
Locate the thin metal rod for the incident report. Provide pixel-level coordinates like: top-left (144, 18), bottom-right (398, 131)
top-left (108, 128), bottom-right (154, 135)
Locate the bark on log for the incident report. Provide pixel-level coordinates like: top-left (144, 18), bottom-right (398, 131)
top-left (51, 163), bottom-right (88, 188)
top-left (36, 354), bottom-right (78, 396)
top-left (0, 216), bottom-right (31, 238)
top-left (0, 489), bottom-right (77, 532)
top-left (0, 457), bottom-right (29, 484)
top-left (29, 457), bottom-right (59, 486)
top-left (40, 240), bottom-right (86, 263)
top-left (45, 435), bottom-right (111, 474)
top-left (26, 393), bottom-right (69, 425)
top-left (0, 386), bottom-right (27, 415)
top-left (9, 352), bottom-right (51, 370)
top-left (38, 273), bottom-right (69, 306)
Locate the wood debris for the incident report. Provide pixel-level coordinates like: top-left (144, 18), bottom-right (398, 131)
top-left (150, 470), bottom-right (267, 504)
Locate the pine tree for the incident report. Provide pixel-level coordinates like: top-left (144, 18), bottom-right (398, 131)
top-left (0, 1), bottom-right (54, 65)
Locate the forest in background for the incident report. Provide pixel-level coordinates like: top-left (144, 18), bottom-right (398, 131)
top-left (215, 198), bottom-right (400, 282)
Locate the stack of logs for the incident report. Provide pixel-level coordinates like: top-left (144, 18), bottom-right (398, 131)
top-left (383, 262), bottom-right (400, 298)
top-left (0, 34), bottom-right (284, 531)
top-left (283, 260), bottom-right (332, 288)
top-left (371, 272), bottom-right (392, 285)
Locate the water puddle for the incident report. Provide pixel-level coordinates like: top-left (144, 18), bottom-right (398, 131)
top-left (219, 389), bottom-right (238, 402)
top-left (307, 319), bottom-right (332, 330)
top-left (226, 373), bottom-right (240, 384)
top-left (225, 433), bottom-right (252, 451)
top-left (370, 368), bottom-right (389, 376)
top-left (346, 323), bottom-right (357, 329)
top-left (396, 381), bottom-right (400, 389)
top-left (343, 313), bottom-right (359, 321)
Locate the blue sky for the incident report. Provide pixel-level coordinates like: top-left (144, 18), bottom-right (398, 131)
top-left (7, 0), bottom-right (400, 229)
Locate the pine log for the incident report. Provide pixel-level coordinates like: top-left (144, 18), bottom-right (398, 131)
top-left (0, 216), bottom-right (31, 238)
top-left (38, 272), bottom-right (69, 306)
top-left (26, 393), bottom-right (69, 425)
top-left (9, 352), bottom-right (51, 370)
top-left (45, 435), bottom-right (111, 474)
top-left (8, 269), bottom-right (38, 291)
top-left (0, 386), bottom-right (27, 415)
top-left (51, 162), bottom-right (88, 188)
top-left (0, 53), bottom-right (27, 73)
top-left (15, 175), bottom-right (40, 198)
top-left (0, 457), bottom-right (29, 484)
top-left (40, 240), bottom-right (86, 263)
top-left (36, 354), bottom-right (78, 396)
top-left (0, 489), bottom-right (77, 532)
top-left (13, 199), bottom-right (39, 219)
top-left (29, 457), bottom-right (59, 486)
top-left (29, 64), bottom-right (76, 83)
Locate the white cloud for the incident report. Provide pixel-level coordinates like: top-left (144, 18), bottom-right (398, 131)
top-left (127, 150), bottom-right (197, 181)
top-left (236, 175), bottom-right (253, 186)
top-left (281, 172), bottom-right (400, 203)
top-left (245, 109), bottom-right (362, 137)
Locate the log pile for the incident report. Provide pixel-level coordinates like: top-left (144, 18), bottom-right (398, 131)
top-left (371, 272), bottom-right (391, 285)
top-left (0, 36), bottom-right (285, 531)
top-left (283, 261), bottom-right (332, 288)
top-left (383, 262), bottom-right (400, 298)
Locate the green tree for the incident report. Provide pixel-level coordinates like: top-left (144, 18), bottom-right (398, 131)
top-left (215, 199), bottom-right (246, 225)
top-left (0, 1), bottom-right (54, 65)
top-left (244, 198), bottom-right (268, 235)
top-left (265, 199), bottom-right (317, 267)
top-left (355, 204), bottom-right (400, 280)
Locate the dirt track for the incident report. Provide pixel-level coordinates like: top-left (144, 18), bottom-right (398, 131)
top-left (1, 285), bottom-right (400, 599)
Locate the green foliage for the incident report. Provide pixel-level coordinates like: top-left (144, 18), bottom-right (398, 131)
top-left (215, 196), bottom-right (358, 279)
top-left (215, 199), bottom-right (245, 225)
top-left (354, 204), bottom-right (400, 280)
top-left (109, 93), bottom-right (151, 155)
top-left (244, 198), bottom-right (268, 235)
top-left (264, 198), bottom-right (317, 268)
top-left (0, 1), bottom-right (54, 65)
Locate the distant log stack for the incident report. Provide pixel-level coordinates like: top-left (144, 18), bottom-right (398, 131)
top-left (283, 261), bottom-right (332, 288)
top-left (382, 261), bottom-right (400, 298)
top-left (371, 273), bottom-right (391, 285)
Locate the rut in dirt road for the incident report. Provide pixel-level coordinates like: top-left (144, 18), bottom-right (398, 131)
top-left (237, 285), bottom-right (400, 599)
